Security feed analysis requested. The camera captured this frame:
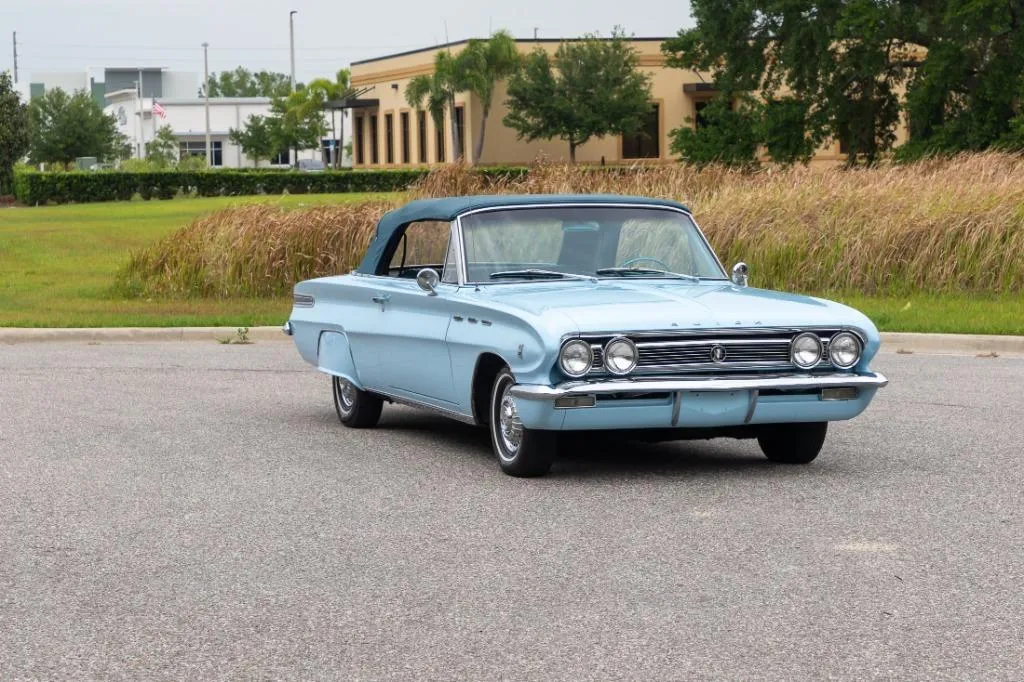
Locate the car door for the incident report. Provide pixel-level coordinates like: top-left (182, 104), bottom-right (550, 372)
top-left (347, 220), bottom-right (459, 405)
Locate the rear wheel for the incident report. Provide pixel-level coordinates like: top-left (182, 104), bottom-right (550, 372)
top-left (490, 369), bottom-right (556, 477)
top-left (757, 422), bottom-right (828, 464)
top-left (332, 376), bottom-right (383, 428)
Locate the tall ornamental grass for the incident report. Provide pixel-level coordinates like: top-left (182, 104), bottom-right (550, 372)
top-left (117, 153), bottom-right (1024, 298)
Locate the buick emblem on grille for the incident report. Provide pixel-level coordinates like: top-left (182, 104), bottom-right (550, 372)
top-left (710, 344), bottom-right (727, 364)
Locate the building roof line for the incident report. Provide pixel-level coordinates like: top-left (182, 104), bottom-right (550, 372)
top-left (351, 36), bottom-right (674, 66)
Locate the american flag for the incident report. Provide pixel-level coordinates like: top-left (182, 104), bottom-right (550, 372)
top-left (152, 100), bottom-right (166, 119)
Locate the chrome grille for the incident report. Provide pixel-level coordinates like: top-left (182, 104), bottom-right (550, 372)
top-left (588, 331), bottom-right (839, 374)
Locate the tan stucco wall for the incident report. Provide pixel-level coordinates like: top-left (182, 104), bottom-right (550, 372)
top-left (349, 39), bottom-right (908, 167)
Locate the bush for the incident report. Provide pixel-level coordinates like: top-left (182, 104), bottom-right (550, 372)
top-left (13, 168), bottom-right (435, 205)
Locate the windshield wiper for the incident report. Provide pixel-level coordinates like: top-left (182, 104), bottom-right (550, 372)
top-left (595, 267), bottom-right (699, 282)
top-left (489, 269), bottom-right (595, 281)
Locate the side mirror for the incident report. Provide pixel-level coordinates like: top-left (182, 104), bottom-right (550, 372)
top-left (731, 262), bottom-right (749, 287)
top-left (416, 268), bottom-right (440, 296)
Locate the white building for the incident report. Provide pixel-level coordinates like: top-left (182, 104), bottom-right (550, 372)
top-left (30, 66), bottom-right (348, 168)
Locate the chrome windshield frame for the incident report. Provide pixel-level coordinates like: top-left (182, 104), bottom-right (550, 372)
top-left (453, 203), bottom-right (729, 285)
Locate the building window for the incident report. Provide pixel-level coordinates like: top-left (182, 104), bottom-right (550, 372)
top-left (271, 149), bottom-right (289, 166)
top-left (369, 114), bottom-right (379, 164)
top-left (179, 140), bottom-right (222, 167)
top-left (622, 104), bottom-right (660, 159)
top-left (354, 116), bottom-right (364, 165)
top-left (435, 116), bottom-right (445, 163)
top-left (417, 111), bottom-right (427, 163)
top-left (454, 105), bottom-right (465, 160)
top-left (384, 113), bottom-right (394, 164)
top-left (400, 111), bottom-right (411, 164)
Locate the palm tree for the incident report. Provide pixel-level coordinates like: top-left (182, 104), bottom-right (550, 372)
top-left (456, 31), bottom-right (521, 162)
top-left (406, 52), bottom-right (463, 162)
top-left (308, 69), bottom-right (355, 168)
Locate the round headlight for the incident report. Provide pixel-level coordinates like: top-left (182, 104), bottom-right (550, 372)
top-left (559, 339), bottom-right (593, 377)
top-left (603, 337), bottom-right (638, 375)
top-left (828, 332), bottom-right (861, 368)
top-left (791, 332), bottom-right (823, 369)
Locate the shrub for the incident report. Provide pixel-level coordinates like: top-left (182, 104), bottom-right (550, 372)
top-left (13, 168), bottom-right (434, 205)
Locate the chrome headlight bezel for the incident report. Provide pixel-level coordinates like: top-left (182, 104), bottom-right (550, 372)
top-left (791, 332), bottom-right (824, 369)
top-left (603, 336), bottom-right (638, 375)
top-left (559, 339), bottom-right (594, 378)
top-left (828, 331), bottom-right (862, 369)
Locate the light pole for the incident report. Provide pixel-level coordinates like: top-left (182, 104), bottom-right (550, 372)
top-left (289, 11), bottom-right (297, 92)
top-left (203, 42), bottom-right (211, 168)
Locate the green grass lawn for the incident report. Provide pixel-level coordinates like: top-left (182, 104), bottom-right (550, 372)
top-left (0, 194), bottom-right (392, 328)
top-left (833, 293), bottom-right (1024, 336)
top-left (2, 196), bottom-right (1022, 333)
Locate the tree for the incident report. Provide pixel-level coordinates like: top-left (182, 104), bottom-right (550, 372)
top-left (144, 124), bottom-right (178, 168)
top-left (229, 115), bottom-right (277, 166)
top-left (663, 0), bottom-right (1024, 165)
top-left (504, 31), bottom-right (652, 163)
top-left (206, 67), bottom-right (293, 98)
top-left (406, 52), bottom-right (463, 161)
top-left (0, 72), bottom-right (30, 195)
top-left (455, 30), bottom-right (521, 162)
top-left (307, 69), bottom-right (355, 168)
top-left (670, 97), bottom-right (760, 167)
top-left (269, 86), bottom-right (328, 168)
top-left (28, 88), bottom-right (125, 167)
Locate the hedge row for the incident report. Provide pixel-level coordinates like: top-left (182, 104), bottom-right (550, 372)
top-left (12, 169), bottom-right (448, 205)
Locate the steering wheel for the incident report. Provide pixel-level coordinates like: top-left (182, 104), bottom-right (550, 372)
top-left (620, 256), bottom-right (670, 271)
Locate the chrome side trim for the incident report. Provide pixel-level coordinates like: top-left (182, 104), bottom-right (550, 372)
top-left (293, 293), bottom-right (315, 308)
top-left (509, 372), bottom-right (889, 400)
top-left (371, 388), bottom-right (478, 425)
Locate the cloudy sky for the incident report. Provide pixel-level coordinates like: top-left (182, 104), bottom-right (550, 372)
top-left (6, 0), bottom-right (693, 84)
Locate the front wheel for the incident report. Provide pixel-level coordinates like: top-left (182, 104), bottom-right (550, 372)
top-left (332, 376), bottom-right (383, 428)
top-left (757, 422), bottom-right (828, 464)
top-left (490, 369), bottom-right (556, 477)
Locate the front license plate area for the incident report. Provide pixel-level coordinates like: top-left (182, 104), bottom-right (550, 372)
top-left (675, 390), bottom-right (750, 427)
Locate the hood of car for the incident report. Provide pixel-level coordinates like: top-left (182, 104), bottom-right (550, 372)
top-left (476, 280), bottom-right (861, 333)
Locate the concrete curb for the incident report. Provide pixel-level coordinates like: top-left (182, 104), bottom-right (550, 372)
top-left (0, 326), bottom-right (288, 344)
top-left (1, 327), bottom-right (1022, 356)
top-left (879, 332), bottom-right (1024, 356)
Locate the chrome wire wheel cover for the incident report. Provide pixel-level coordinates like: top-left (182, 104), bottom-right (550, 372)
top-left (334, 377), bottom-right (356, 415)
top-left (497, 383), bottom-right (523, 460)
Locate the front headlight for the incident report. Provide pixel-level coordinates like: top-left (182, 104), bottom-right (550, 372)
top-left (791, 332), bottom-right (823, 369)
top-left (559, 339), bottom-right (593, 377)
top-left (828, 332), bottom-right (862, 368)
top-left (603, 337), bottom-right (637, 375)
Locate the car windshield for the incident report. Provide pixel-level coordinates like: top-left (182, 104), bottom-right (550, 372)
top-left (459, 206), bottom-right (727, 283)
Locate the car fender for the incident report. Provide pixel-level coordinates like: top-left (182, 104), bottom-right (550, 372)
top-left (316, 330), bottom-right (363, 389)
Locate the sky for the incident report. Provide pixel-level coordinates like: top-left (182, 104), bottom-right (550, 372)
top-left (5, 0), bottom-right (693, 85)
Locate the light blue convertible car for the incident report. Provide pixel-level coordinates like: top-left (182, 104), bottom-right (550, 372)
top-left (285, 195), bottom-right (888, 476)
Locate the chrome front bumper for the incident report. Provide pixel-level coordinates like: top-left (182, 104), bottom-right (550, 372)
top-left (509, 372), bottom-right (889, 400)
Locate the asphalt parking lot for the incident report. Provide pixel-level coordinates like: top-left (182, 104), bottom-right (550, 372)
top-left (1, 341), bottom-right (1022, 680)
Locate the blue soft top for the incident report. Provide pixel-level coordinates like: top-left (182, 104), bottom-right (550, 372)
top-left (356, 194), bottom-right (690, 274)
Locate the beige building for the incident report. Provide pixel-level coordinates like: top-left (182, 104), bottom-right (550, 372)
top-left (347, 38), bottom-right (905, 167)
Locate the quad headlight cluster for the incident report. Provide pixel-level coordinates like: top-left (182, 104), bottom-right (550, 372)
top-left (559, 336), bottom-right (638, 377)
top-left (790, 331), bottom-right (862, 369)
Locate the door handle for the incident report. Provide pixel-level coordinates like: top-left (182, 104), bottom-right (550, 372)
top-left (371, 294), bottom-right (391, 304)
